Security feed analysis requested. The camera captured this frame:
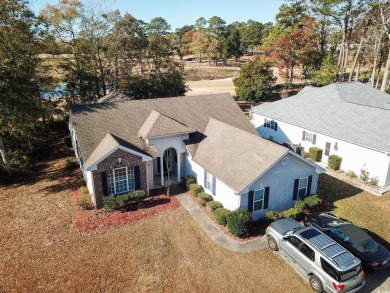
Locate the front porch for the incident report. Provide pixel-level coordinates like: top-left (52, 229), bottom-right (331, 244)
top-left (153, 172), bottom-right (181, 188)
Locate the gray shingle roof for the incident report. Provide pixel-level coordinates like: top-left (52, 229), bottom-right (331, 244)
top-left (252, 82), bottom-right (390, 152)
top-left (97, 91), bottom-right (134, 103)
top-left (193, 118), bottom-right (288, 192)
top-left (138, 110), bottom-right (194, 139)
top-left (70, 93), bottom-right (259, 164)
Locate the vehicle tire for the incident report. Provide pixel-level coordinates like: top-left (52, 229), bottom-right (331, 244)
top-left (309, 275), bottom-right (323, 293)
top-left (268, 236), bottom-right (278, 251)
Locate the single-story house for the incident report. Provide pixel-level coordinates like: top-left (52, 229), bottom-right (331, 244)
top-left (251, 82), bottom-right (390, 187)
top-left (69, 93), bottom-right (324, 220)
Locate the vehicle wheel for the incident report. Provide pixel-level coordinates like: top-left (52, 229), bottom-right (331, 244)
top-left (268, 236), bottom-right (278, 251)
top-left (309, 275), bottom-right (323, 293)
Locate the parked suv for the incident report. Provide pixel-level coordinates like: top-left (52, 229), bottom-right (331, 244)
top-left (266, 219), bottom-right (365, 293)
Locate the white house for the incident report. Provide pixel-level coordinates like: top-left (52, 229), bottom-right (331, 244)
top-left (251, 82), bottom-right (390, 187)
top-left (69, 93), bottom-right (324, 220)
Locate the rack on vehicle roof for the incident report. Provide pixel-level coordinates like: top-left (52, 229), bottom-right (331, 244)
top-left (299, 228), bottom-right (356, 268)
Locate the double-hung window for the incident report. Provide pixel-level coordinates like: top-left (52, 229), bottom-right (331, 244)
top-left (264, 119), bottom-right (277, 131)
top-left (206, 172), bottom-right (213, 191)
top-left (107, 162), bottom-right (134, 195)
top-left (305, 132), bottom-right (314, 143)
top-left (298, 177), bottom-right (308, 199)
top-left (253, 189), bottom-right (264, 212)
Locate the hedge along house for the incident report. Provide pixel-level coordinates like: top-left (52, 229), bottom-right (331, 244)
top-left (251, 82), bottom-right (390, 188)
top-left (69, 93), bottom-right (324, 220)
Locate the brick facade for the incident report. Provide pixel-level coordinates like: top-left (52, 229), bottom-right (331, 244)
top-left (92, 149), bottom-right (148, 208)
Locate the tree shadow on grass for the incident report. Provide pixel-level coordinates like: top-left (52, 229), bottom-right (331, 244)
top-left (317, 173), bottom-right (363, 203)
top-left (117, 197), bottom-right (172, 213)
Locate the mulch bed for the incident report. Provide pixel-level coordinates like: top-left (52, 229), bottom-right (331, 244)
top-left (69, 179), bottom-right (181, 233)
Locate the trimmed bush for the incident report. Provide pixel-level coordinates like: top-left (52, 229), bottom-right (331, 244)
top-left (301, 151), bottom-right (310, 159)
top-left (206, 201), bottom-right (223, 213)
top-left (294, 200), bottom-right (305, 212)
top-left (198, 199), bottom-right (207, 207)
top-left (309, 147), bottom-right (323, 162)
top-left (227, 208), bottom-right (253, 238)
top-left (328, 155), bottom-right (342, 170)
top-left (214, 208), bottom-right (231, 226)
top-left (266, 210), bottom-right (279, 220)
top-left (198, 192), bottom-right (213, 202)
top-left (186, 179), bottom-right (196, 191)
top-left (347, 170), bottom-right (357, 178)
top-left (303, 195), bottom-right (320, 208)
top-left (189, 183), bottom-right (203, 197)
top-left (103, 190), bottom-right (146, 211)
top-left (279, 207), bottom-right (299, 219)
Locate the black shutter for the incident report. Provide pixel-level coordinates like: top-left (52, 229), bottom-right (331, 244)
top-left (302, 131), bottom-right (306, 141)
top-left (293, 179), bottom-right (299, 200)
top-left (264, 187), bottom-right (270, 209)
top-left (274, 122), bottom-right (278, 131)
top-left (134, 166), bottom-right (141, 190)
top-left (306, 175), bottom-right (312, 197)
top-left (248, 191), bottom-right (254, 212)
top-left (101, 171), bottom-right (108, 196)
top-left (204, 169), bottom-right (207, 188)
top-left (212, 176), bottom-right (216, 196)
top-left (312, 134), bottom-right (317, 145)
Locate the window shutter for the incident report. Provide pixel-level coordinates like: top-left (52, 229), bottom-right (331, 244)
top-left (212, 176), bottom-right (216, 196)
top-left (248, 191), bottom-right (254, 213)
top-left (134, 166), bottom-right (141, 190)
top-left (293, 179), bottom-right (299, 200)
top-left (275, 122), bottom-right (278, 131)
top-left (306, 175), bottom-right (312, 197)
top-left (101, 171), bottom-right (108, 196)
top-left (204, 169), bottom-right (207, 188)
top-left (302, 131), bottom-right (306, 141)
top-left (264, 187), bottom-right (270, 209)
top-left (312, 134), bottom-right (317, 145)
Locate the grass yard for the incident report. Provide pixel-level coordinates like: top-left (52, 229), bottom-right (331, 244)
top-left (0, 131), bottom-right (310, 292)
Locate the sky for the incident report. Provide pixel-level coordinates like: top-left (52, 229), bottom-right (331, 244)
top-left (30, 0), bottom-right (285, 30)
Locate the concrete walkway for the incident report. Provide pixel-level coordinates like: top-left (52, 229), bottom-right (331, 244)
top-left (176, 193), bottom-right (268, 253)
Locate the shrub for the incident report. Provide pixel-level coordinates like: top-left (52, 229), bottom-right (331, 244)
top-left (266, 210), bottom-right (279, 221)
top-left (65, 159), bottom-right (79, 171)
top-left (347, 170), bottom-right (357, 178)
top-left (301, 151), bottom-right (310, 159)
top-left (328, 155), bottom-right (342, 170)
top-left (279, 207), bottom-right (299, 219)
top-left (303, 195), bottom-right (320, 208)
top-left (198, 199), bottom-right (207, 207)
top-left (370, 177), bottom-right (379, 186)
top-left (189, 183), bottom-right (203, 197)
top-left (309, 147), bottom-right (323, 162)
top-left (214, 208), bottom-right (231, 226)
top-left (63, 135), bottom-right (72, 148)
top-left (294, 200), bottom-right (306, 212)
top-left (103, 190), bottom-right (146, 211)
top-left (206, 201), bottom-right (223, 213)
top-left (360, 168), bottom-right (370, 182)
top-left (198, 192), bottom-right (213, 202)
top-left (78, 195), bottom-right (93, 210)
top-left (227, 208), bottom-right (253, 238)
top-left (183, 175), bottom-right (196, 191)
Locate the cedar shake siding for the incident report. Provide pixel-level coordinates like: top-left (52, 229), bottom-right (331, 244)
top-left (92, 149), bottom-right (147, 208)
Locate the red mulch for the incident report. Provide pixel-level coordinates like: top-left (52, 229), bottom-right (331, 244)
top-left (69, 175), bottom-right (181, 233)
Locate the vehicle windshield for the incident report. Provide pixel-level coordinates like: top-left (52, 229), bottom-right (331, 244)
top-left (327, 224), bottom-right (379, 252)
top-left (339, 264), bottom-right (362, 282)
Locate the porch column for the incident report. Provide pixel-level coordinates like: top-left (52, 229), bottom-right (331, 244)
top-left (177, 152), bottom-right (181, 182)
top-left (160, 156), bottom-right (164, 186)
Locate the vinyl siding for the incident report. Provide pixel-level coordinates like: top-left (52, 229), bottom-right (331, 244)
top-left (252, 112), bottom-right (390, 187)
top-left (241, 153), bottom-right (319, 221)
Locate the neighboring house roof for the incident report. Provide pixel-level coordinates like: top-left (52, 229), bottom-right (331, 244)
top-left (84, 133), bottom-right (151, 169)
top-left (97, 91), bottom-right (134, 103)
top-left (252, 82), bottom-right (390, 152)
top-left (139, 110), bottom-right (194, 139)
top-left (193, 118), bottom-right (288, 193)
top-left (70, 93), bottom-right (259, 164)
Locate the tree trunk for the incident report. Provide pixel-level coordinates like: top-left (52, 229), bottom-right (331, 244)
top-left (0, 136), bottom-right (11, 175)
top-left (289, 65), bottom-right (294, 83)
top-left (342, 45), bottom-right (349, 82)
top-left (380, 50), bottom-right (390, 92)
top-left (354, 62), bottom-right (360, 81)
top-left (369, 34), bottom-right (382, 87)
top-left (349, 32), bottom-right (366, 82)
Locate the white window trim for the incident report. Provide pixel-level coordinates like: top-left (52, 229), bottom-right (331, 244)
top-left (112, 166), bottom-right (130, 194)
top-left (305, 132), bottom-right (314, 143)
top-left (253, 189), bottom-right (265, 212)
top-left (298, 177), bottom-right (308, 199)
top-left (206, 172), bottom-right (213, 192)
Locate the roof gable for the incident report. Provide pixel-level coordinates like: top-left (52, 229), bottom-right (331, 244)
top-left (139, 110), bottom-right (194, 139)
